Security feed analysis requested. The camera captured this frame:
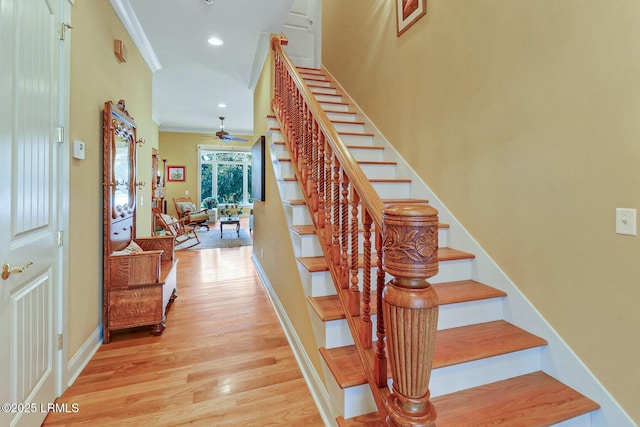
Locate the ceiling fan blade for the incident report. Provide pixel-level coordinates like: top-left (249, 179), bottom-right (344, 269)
top-left (226, 136), bottom-right (248, 142)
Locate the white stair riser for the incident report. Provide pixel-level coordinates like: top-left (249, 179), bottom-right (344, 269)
top-left (326, 111), bottom-right (357, 122)
top-left (332, 121), bottom-right (365, 133)
top-left (299, 269), bottom-right (335, 297)
top-left (320, 101), bottom-right (350, 112)
top-left (348, 147), bottom-right (385, 162)
top-left (320, 297), bottom-right (504, 348)
top-left (552, 414), bottom-right (592, 427)
top-left (432, 258), bottom-right (474, 283)
top-left (270, 143), bottom-right (290, 159)
top-left (293, 226), bottom-right (448, 258)
top-left (300, 73), bottom-right (327, 81)
top-left (286, 203), bottom-right (313, 226)
top-left (438, 298), bottom-right (504, 330)
top-left (332, 348), bottom-right (544, 419)
top-left (274, 160), bottom-right (295, 179)
top-left (302, 249), bottom-right (465, 299)
top-left (360, 163), bottom-right (396, 179)
top-left (371, 181), bottom-right (411, 199)
top-left (290, 230), bottom-right (323, 258)
top-left (278, 180), bottom-right (303, 199)
top-left (429, 348), bottom-right (542, 397)
top-left (339, 133), bottom-right (374, 146)
top-left (314, 93), bottom-right (343, 103)
top-left (321, 361), bottom-right (377, 420)
top-left (304, 78), bottom-right (332, 88)
top-left (310, 86), bottom-right (337, 95)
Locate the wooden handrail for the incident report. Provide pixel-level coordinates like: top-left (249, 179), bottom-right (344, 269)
top-left (271, 34), bottom-right (439, 426)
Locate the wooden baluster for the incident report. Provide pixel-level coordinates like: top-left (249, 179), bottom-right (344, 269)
top-left (311, 118), bottom-right (319, 212)
top-left (324, 145), bottom-right (334, 249)
top-left (317, 132), bottom-right (326, 229)
top-left (381, 204), bottom-right (439, 427)
top-left (331, 158), bottom-right (341, 266)
top-left (305, 109), bottom-right (313, 200)
top-left (360, 208), bottom-right (373, 349)
top-left (375, 231), bottom-right (387, 387)
top-left (339, 170), bottom-right (350, 289)
top-left (349, 189), bottom-right (361, 316)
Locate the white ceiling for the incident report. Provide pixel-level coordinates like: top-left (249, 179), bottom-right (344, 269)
top-left (111, 0), bottom-right (295, 136)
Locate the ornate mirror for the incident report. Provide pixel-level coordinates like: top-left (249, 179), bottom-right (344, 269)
top-left (103, 100), bottom-right (137, 254)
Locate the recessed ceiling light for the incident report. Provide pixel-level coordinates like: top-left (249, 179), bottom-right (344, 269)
top-left (208, 37), bottom-right (223, 46)
top-left (217, 103), bottom-right (227, 108)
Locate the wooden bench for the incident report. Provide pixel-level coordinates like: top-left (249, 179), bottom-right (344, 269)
top-left (104, 235), bottom-right (178, 343)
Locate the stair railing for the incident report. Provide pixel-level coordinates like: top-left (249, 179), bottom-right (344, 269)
top-left (271, 34), bottom-right (439, 426)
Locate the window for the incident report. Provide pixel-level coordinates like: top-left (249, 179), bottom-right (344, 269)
top-left (199, 149), bottom-right (253, 205)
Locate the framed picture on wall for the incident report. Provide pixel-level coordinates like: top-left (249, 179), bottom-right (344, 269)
top-left (397, 0), bottom-right (426, 36)
top-left (167, 165), bottom-right (185, 182)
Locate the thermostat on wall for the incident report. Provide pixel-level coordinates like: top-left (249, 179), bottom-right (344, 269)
top-left (73, 140), bottom-right (86, 159)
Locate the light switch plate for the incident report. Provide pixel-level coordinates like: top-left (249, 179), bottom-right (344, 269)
top-left (616, 208), bottom-right (636, 236)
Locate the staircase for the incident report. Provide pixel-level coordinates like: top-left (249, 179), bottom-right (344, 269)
top-left (266, 64), bottom-right (601, 426)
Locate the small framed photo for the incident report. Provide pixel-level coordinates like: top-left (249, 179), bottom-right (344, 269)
top-left (397, 0), bottom-right (426, 36)
top-left (167, 165), bottom-right (185, 182)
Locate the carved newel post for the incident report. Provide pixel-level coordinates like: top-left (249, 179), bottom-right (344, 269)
top-left (382, 204), bottom-right (439, 426)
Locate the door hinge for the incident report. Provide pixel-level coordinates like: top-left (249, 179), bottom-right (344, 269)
top-left (56, 127), bottom-right (64, 144)
top-left (57, 230), bottom-right (64, 247)
top-left (57, 334), bottom-right (63, 350)
top-left (59, 23), bottom-right (73, 41)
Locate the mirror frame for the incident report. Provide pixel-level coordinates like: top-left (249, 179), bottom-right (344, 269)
top-left (103, 99), bottom-right (137, 253)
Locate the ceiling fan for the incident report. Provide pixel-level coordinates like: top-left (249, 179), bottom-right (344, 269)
top-left (215, 116), bottom-right (248, 143)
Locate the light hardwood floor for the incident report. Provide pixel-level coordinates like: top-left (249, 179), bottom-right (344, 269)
top-left (43, 244), bottom-right (324, 426)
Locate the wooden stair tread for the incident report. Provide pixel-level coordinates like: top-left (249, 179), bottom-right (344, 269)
top-left (289, 224), bottom-right (316, 235)
top-left (338, 131), bottom-right (374, 137)
top-left (332, 119), bottom-right (366, 126)
top-left (340, 372), bottom-right (599, 426)
top-left (272, 140), bottom-right (384, 151)
top-left (290, 222), bottom-right (448, 237)
top-left (282, 197), bottom-right (432, 206)
top-left (299, 247), bottom-right (474, 272)
top-left (276, 158), bottom-right (396, 167)
top-left (434, 279), bottom-right (507, 305)
top-left (433, 371), bottom-right (600, 426)
top-left (309, 280), bottom-right (505, 322)
top-left (320, 320), bottom-right (547, 388)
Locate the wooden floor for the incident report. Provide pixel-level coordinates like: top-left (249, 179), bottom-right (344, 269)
top-left (43, 245), bottom-right (324, 426)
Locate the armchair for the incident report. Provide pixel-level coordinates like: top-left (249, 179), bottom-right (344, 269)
top-left (173, 197), bottom-right (209, 230)
top-left (154, 209), bottom-right (200, 249)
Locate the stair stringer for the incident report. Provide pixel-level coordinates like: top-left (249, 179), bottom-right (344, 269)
top-left (321, 67), bottom-right (636, 427)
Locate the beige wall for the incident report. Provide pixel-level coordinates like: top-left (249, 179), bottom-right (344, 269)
top-left (68, 1), bottom-right (155, 357)
top-left (158, 132), bottom-right (253, 217)
top-left (323, 0), bottom-right (640, 422)
top-left (252, 48), bottom-right (325, 376)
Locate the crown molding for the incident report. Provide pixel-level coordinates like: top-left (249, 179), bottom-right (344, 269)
top-left (109, 0), bottom-right (162, 73)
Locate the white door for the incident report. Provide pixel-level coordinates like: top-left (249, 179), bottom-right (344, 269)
top-left (0, 0), bottom-right (63, 426)
top-left (284, 0), bottom-right (321, 68)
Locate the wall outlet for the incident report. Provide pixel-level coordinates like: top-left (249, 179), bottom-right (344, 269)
top-left (616, 208), bottom-right (636, 236)
top-left (185, 190), bottom-right (189, 195)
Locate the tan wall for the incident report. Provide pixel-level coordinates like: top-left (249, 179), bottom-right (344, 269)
top-left (68, 1), bottom-right (155, 357)
top-left (158, 132), bottom-right (253, 217)
top-left (322, 0), bottom-right (640, 422)
top-left (252, 48), bottom-right (325, 377)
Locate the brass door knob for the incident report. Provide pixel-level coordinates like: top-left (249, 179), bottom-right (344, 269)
top-left (2, 261), bottom-right (34, 280)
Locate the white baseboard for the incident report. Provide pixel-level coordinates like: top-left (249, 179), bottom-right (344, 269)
top-left (66, 326), bottom-right (101, 388)
top-left (252, 254), bottom-right (336, 427)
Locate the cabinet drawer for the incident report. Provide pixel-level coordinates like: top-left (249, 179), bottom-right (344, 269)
top-left (108, 285), bottom-right (162, 329)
